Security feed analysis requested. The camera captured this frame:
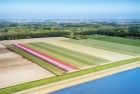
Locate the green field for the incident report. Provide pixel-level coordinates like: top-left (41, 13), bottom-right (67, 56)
top-left (66, 39), bottom-right (140, 56)
top-left (85, 35), bottom-right (140, 47)
top-left (27, 44), bottom-right (89, 69)
top-left (29, 43), bottom-right (109, 66)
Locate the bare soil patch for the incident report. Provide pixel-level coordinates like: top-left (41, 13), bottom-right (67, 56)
top-left (0, 62), bottom-right (55, 88)
top-left (0, 43), bottom-right (6, 48)
top-left (0, 48), bottom-right (55, 88)
top-left (0, 48), bottom-right (9, 54)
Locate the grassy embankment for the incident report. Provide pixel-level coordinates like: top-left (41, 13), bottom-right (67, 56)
top-left (0, 55), bottom-right (139, 94)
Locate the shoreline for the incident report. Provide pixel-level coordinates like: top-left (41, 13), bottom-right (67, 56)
top-left (14, 61), bottom-right (140, 94)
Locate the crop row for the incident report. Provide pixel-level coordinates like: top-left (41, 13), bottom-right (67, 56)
top-left (14, 44), bottom-right (77, 72)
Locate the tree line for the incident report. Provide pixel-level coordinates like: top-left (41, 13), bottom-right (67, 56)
top-left (0, 26), bottom-right (139, 40)
top-left (0, 30), bottom-right (139, 40)
top-left (0, 31), bottom-right (69, 40)
top-left (67, 26), bottom-right (140, 39)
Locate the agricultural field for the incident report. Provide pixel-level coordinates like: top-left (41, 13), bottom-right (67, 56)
top-left (65, 37), bottom-right (140, 56)
top-left (0, 43), bottom-right (54, 89)
top-left (0, 36), bottom-right (140, 94)
top-left (46, 41), bottom-right (133, 62)
top-left (4, 36), bottom-right (139, 75)
top-left (6, 42), bottom-right (110, 75)
top-left (85, 35), bottom-right (140, 47)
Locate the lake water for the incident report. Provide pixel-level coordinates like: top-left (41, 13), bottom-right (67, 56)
top-left (50, 67), bottom-right (140, 94)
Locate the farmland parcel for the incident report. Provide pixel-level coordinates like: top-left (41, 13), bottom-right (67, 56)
top-left (0, 36), bottom-right (140, 94)
top-left (0, 44), bottom-right (54, 89)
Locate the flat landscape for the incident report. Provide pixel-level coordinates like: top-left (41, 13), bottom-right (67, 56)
top-left (0, 0), bottom-right (140, 93)
top-left (0, 36), bottom-right (140, 94)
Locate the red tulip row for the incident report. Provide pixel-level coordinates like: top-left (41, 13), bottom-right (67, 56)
top-left (14, 44), bottom-right (77, 72)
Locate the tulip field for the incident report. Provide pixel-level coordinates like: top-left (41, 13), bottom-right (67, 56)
top-left (14, 44), bottom-right (77, 72)
top-left (7, 42), bottom-right (109, 75)
top-left (6, 36), bottom-right (140, 76)
top-left (1, 36), bottom-right (140, 94)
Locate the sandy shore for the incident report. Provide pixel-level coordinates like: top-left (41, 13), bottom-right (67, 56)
top-left (14, 61), bottom-right (140, 94)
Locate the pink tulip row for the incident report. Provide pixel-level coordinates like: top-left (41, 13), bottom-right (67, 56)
top-left (14, 44), bottom-right (77, 72)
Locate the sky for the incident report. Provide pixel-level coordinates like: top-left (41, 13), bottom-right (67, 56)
top-left (0, 0), bottom-right (140, 19)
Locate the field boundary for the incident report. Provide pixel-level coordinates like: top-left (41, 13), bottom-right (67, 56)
top-left (14, 61), bottom-right (140, 94)
top-left (0, 56), bottom-right (140, 94)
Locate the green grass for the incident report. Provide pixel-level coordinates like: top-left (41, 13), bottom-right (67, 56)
top-left (86, 35), bottom-right (140, 47)
top-left (27, 44), bottom-right (88, 69)
top-left (66, 39), bottom-right (140, 56)
top-left (30, 42), bottom-right (109, 66)
top-left (6, 45), bottom-right (66, 75)
top-left (0, 57), bottom-right (140, 94)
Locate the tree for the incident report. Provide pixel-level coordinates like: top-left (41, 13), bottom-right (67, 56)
top-left (128, 26), bottom-right (140, 33)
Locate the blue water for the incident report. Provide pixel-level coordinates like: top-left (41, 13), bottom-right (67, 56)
top-left (51, 68), bottom-right (140, 94)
